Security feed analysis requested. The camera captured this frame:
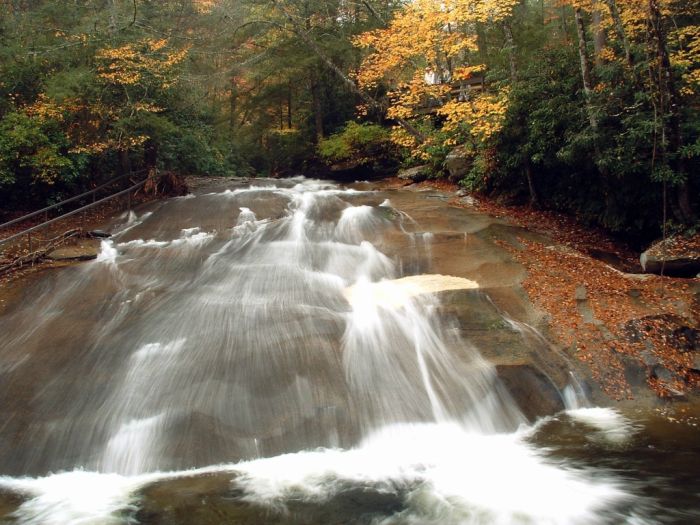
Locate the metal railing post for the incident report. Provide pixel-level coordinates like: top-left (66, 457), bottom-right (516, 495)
top-left (1, 174), bottom-right (148, 252)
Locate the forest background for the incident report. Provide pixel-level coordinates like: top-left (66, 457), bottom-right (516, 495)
top-left (1, 0), bottom-right (698, 244)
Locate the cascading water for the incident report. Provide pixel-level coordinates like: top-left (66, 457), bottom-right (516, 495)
top-left (0, 178), bottom-right (697, 524)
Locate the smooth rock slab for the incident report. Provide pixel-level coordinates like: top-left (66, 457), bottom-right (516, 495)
top-left (46, 239), bottom-right (101, 261)
top-left (496, 364), bottom-right (565, 422)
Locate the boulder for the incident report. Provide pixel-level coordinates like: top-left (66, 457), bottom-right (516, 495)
top-left (444, 145), bottom-right (472, 182)
top-left (641, 252), bottom-right (700, 277)
top-left (397, 165), bottom-right (429, 182)
top-left (691, 354), bottom-right (700, 372)
top-left (651, 364), bottom-right (678, 384)
top-left (673, 326), bottom-right (699, 353)
top-left (459, 195), bottom-right (479, 206)
top-left (640, 237), bottom-right (700, 277)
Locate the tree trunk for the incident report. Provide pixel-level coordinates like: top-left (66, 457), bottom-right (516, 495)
top-left (229, 76), bottom-right (238, 133)
top-left (362, 1), bottom-right (386, 25)
top-left (502, 19), bottom-right (535, 204)
top-left (575, 7), bottom-right (617, 218)
top-left (591, 0), bottom-right (607, 68)
top-left (503, 22), bottom-right (517, 83)
top-left (476, 23), bottom-right (488, 62)
top-left (574, 7), bottom-right (598, 131)
top-left (526, 160), bottom-right (539, 208)
top-left (648, 0), bottom-right (695, 222)
top-left (310, 72), bottom-right (324, 142)
top-left (144, 138), bottom-right (158, 175)
top-left (603, 0), bottom-right (632, 66)
top-left (108, 0), bottom-right (118, 34)
top-left (286, 82), bottom-right (293, 129)
top-left (119, 149), bottom-right (131, 175)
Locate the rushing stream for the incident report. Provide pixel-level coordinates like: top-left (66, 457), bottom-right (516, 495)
top-left (0, 178), bottom-right (698, 524)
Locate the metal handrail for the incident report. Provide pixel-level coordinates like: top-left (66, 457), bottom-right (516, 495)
top-left (0, 172), bottom-right (155, 249)
top-left (0, 169), bottom-right (147, 231)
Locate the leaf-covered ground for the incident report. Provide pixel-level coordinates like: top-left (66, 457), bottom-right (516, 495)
top-left (454, 189), bottom-right (700, 401)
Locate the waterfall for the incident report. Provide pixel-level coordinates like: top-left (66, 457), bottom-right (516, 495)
top-left (0, 178), bottom-right (659, 524)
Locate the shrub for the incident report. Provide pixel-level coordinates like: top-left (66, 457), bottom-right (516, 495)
top-left (318, 121), bottom-right (397, 170)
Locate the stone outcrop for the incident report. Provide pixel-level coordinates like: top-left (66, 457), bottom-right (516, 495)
top-left (444, 145), bottom-right (472, 182)
top-left (641, 237), bottom-right (700, 277)
top-left (397, 165), bottom-right (429, 183)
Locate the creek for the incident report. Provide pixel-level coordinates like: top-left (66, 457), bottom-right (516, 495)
top-left (0, 178), bottom-right (698, 524)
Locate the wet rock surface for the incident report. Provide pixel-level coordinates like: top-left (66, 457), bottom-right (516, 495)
top-left (0, 488), bottom-right (25, 519)
top-left (495, 364), bottom-right (565, 421)
top-left (46, 238), bottom-right (101, 261)
top-left (135, 472), bottom-right (405, 525)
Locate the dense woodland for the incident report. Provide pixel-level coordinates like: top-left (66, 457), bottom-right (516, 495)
top-left (1, 0), bottom-right (699, 242)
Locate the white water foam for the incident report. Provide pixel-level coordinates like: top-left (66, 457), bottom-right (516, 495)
top-left (335, 205), bottom-right (385, 244)
top-left (2, 421), bottom-right (634, 525)
top-left (567, 407), bottom-right (638, 446)
top-left (132, 338), bottom-right (186, 361)
top-left (117, 239), bottom-right (169, 249)
top-left (233, 422), bottom-right (632, 523)
top-left (113, 211), bottom-right (153, 237)
top-left (102, 415), bottom-right (166, 476)
top-left (170, 227), bottom-right (214, 247)
top-left (1, 471), bottom-right (148, 525)
top-left (95, 240), bottom-right (118, 264)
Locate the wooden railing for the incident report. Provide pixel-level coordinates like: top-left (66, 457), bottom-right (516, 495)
top-left (416, 76), bottom-right (486, 114)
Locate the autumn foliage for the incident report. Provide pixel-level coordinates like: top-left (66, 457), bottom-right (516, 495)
top-left (353, 0), bottom-right (517, 156)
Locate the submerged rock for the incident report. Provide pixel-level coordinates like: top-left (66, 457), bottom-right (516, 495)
top-left (135, 472), bottom-right (404, 525)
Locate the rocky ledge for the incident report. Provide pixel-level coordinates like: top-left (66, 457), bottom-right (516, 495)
top-left (641, 235), bottom-right (700, 277)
